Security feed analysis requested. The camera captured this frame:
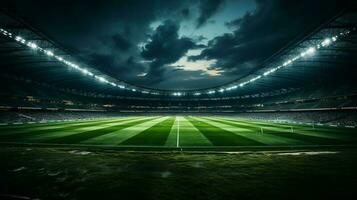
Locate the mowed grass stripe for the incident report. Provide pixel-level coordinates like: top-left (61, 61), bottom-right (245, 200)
top-left (187, 117), bottom-right (263, 146)
top-left (0, 117), bottom-right (120, 133)
top-left (218, 117), bottom-right (343, 138)
top-left (221, 117), bottom-right (304, 131)
top-left (225, 117), bottom-right (356, 135)
top-left (201, 117), bottom-right (305, 145)
top-left (179, 116), bottom-right (212, 146)
top-left (0, 118), bottom-right (135, 141)
top-left (165, 116), bottom-right (212, 147)
top-left (0, 118), bottom-right (129, 138)
top-left (164, 117), bottom-right (179, 146)
top-left (45, 117), bottom-right (156, 144)
top-left (83, 117), bottom-right (169, 145)
top-left (16, 117), bottom-right (152, 143)
top-left (217, 117), bottom-right (346, 145)
top-left (121, 117), bottom-right (175, 146)
top-left (231, 119), bottom-right (354, 144)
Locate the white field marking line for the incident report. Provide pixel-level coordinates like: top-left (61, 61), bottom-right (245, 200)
top-left (176, 117), bottom-right (180, 148)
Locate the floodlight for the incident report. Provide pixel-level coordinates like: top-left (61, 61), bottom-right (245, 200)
top-left (45, 50), bottom-right (54, 56)
top-left (173, 92), bottom-right (182, 96)
top-left (15, 36), bottom-right (22, 41)
top-left (306, 47), bottom-right (315, 55)
top-left (27, 42), bottom-right (37, 49)
top-left (15, 36), bottom-right (26, 44)
top-left (96, 76), bottom-right (106, 83)
top-left (322, 38), bottom-right (331, 46)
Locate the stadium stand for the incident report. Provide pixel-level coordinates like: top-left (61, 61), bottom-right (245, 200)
top-left (0, 110), bottom-right (123, 124)
top-left (0, 8), bottom-right (356, 127)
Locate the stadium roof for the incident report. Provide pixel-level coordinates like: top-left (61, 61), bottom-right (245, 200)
top-left (1, 6), bottom-right (357, 99)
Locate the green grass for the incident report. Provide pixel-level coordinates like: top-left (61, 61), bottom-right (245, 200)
top-left (121, 117), bottom-right (175, 146)
top-left (203, 117), bottom-right (348, 145)
top-left (0, 117), bottom-right (136, 141)
top-left (1, 146), bottom-right (357, 200)
top-left (47, 117), bottom-right (155, 144)
top-left (1, 116), bottom-right (356, 200)
top-left (0, 115), bottom-right (356, 149)
top-left (186, 116), bottom-right (263, 146)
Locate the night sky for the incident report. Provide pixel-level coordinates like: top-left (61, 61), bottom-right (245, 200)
top-left (4, 0), bottom-right (343, 89)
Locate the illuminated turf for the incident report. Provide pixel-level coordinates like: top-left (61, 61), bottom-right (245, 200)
top-left (0, 116), bottom-right (356, 148)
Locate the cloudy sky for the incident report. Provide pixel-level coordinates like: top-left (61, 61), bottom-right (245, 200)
top-left (5, 0), bottom-right (343, 89)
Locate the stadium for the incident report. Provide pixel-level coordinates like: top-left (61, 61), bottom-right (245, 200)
top-left (0, 1), bottom-right (357, 199)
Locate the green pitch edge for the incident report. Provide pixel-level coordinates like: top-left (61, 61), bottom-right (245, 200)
top-left (186, 116), bottom-right (264, 146)
top-left (45, 117), bottom-right (158, 144)
top-left (211, 117), bottom-right (348, 145)
top-left (121, 117), bottom-right (175, 146)
top-left (0, 117), bottom-right (136, 141)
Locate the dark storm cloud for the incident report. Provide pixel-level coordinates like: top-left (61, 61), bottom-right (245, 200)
top-left (190, 0), bottom-right (344, 76)
top-left (140, 20), bottom-right (199, 83)
top-left (90, 53), bottom-right (146, 82)
top-left (149, 68), bottom-right (232, 90)
top-left (3, 0), bottom-right (346, 89)
top-left (196, 0), bottom-right (225, 28)
top-left (90, 54), bottom-right (116, 73)
top-left (181, 8), bottom-right (191, 18)
top-left (111, 34), bottom-right (132, 52)
top-left (3, 0), bottom-right (193, 81)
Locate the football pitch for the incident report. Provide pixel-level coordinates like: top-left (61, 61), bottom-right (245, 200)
top-left (1, 116), bottom-right (356, 150)
top-left (1, 116), bottom-right (357, 199)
